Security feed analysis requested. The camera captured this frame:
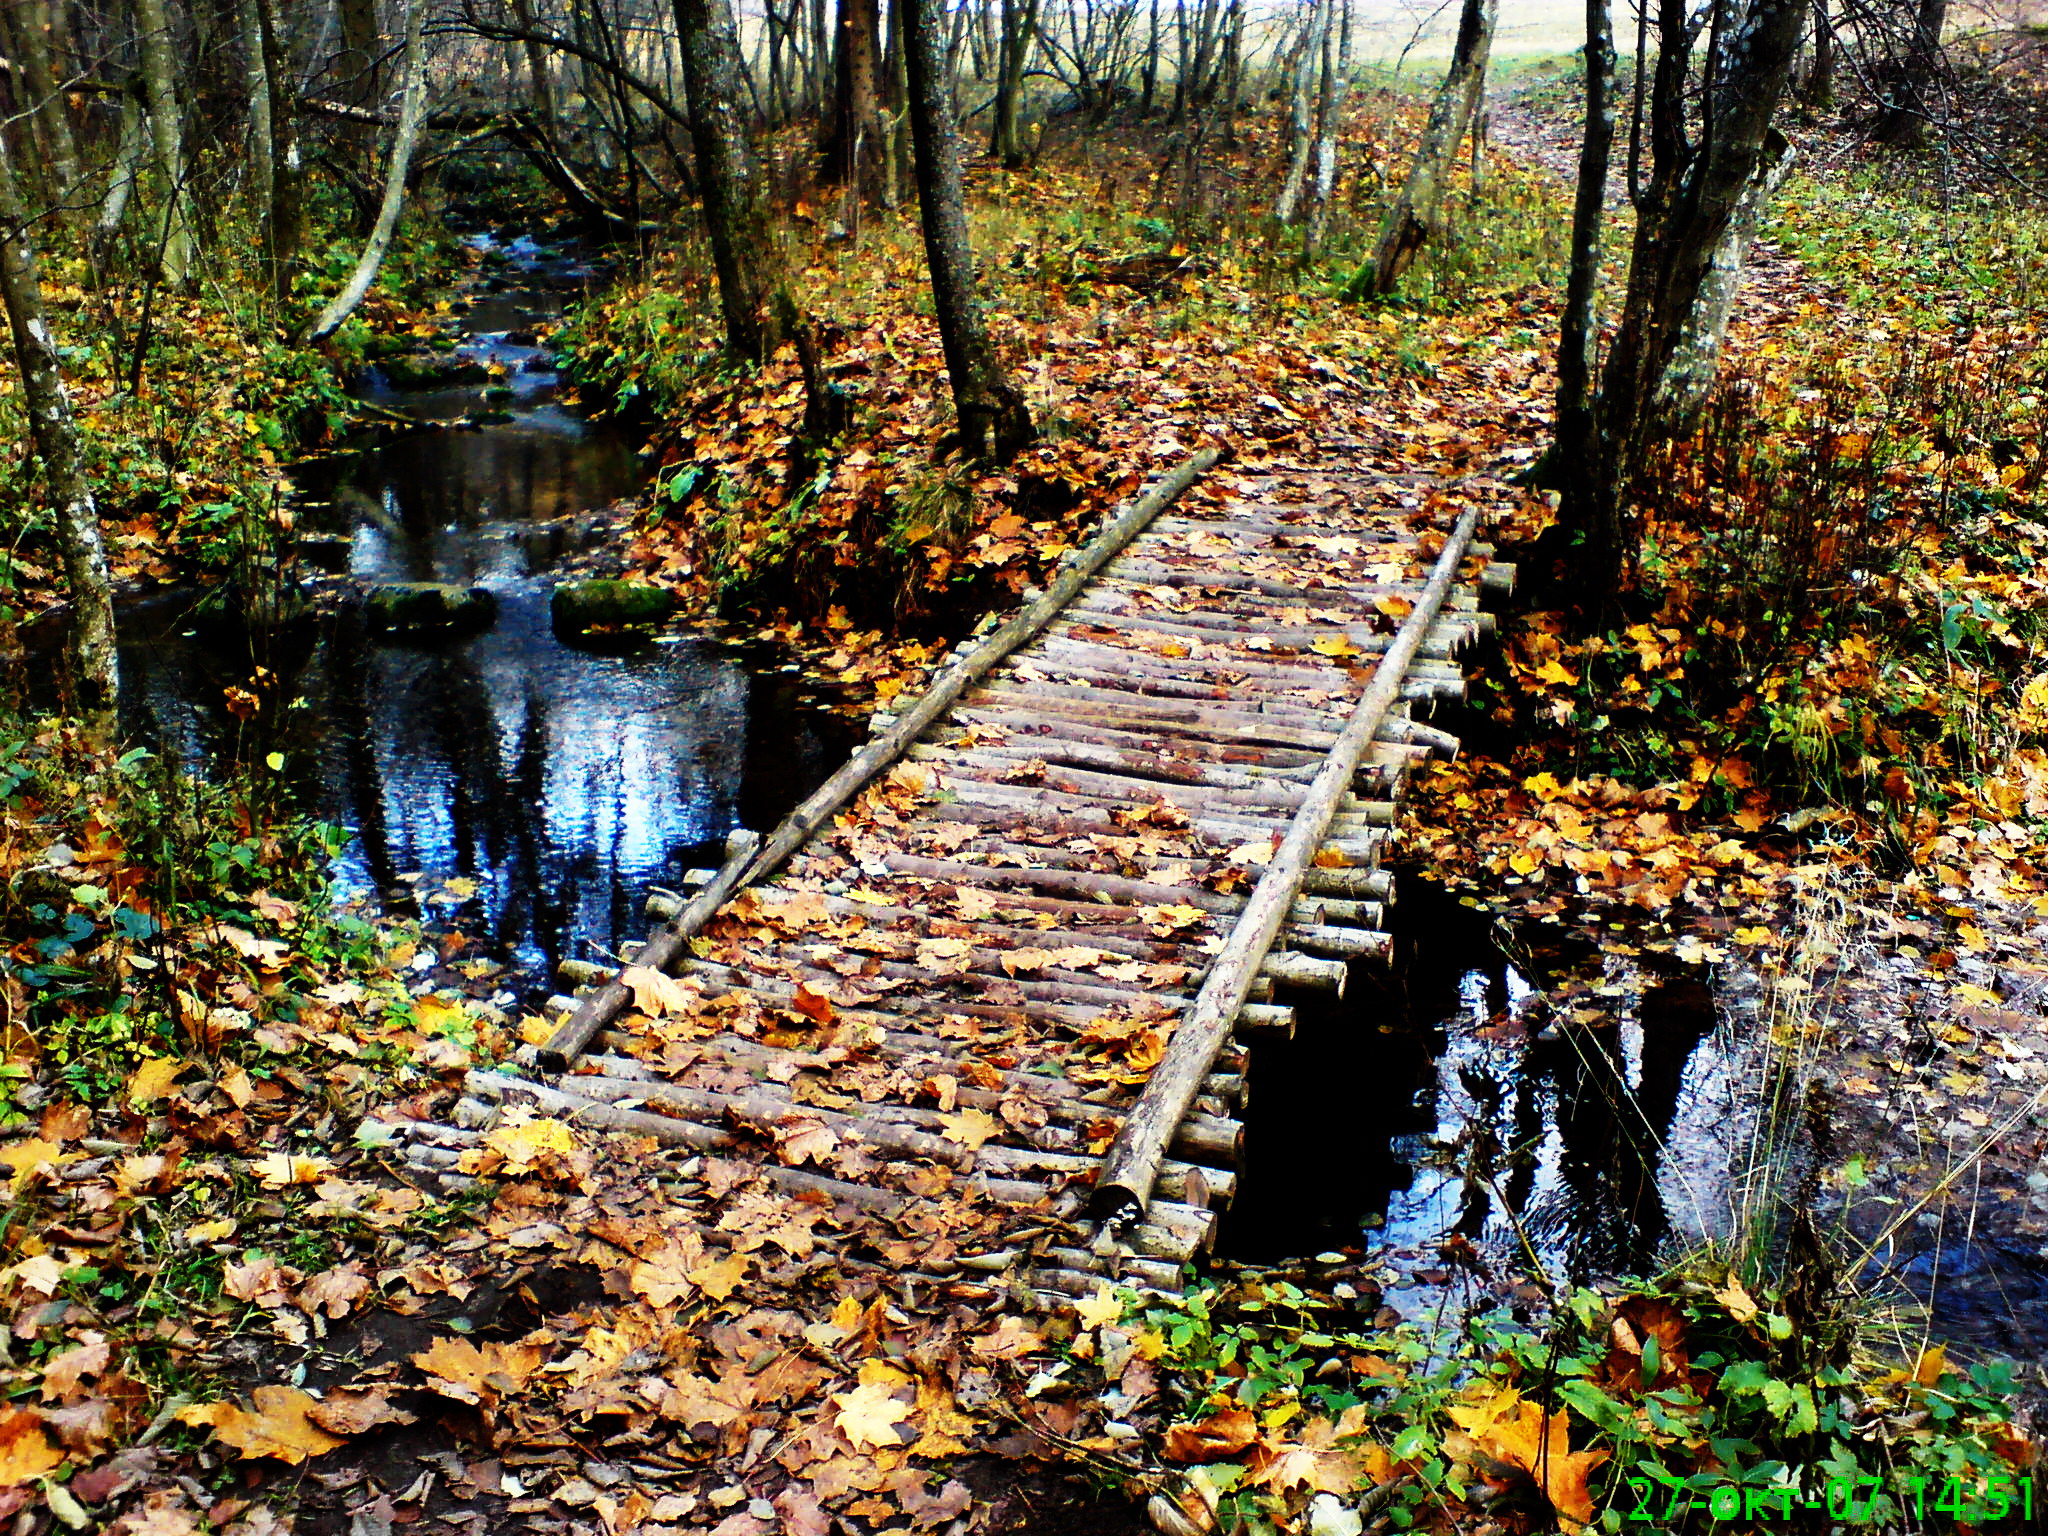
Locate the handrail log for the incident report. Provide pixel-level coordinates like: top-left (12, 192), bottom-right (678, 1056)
top-left (534, 442), bottom-right (1225, 1073)
top-left (1089, 503), bottom-right (1482, 1222)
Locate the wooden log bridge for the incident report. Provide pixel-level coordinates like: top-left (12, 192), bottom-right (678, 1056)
top-left (398, 445), bottom-right (1504, 1305)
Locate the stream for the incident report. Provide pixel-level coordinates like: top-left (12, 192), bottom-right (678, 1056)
top-left (102, 234), bottom-right (857, 992)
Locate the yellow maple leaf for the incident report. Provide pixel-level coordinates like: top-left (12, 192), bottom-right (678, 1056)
top-left (178, 1386), bottom-right (345, 1465)
top-left (0, 1139), bottom-right (63, 1191)
top-left (1312, 634), bottom-right (1362, 659)
top-left (411, 1336), bottom-right (543, 1405)
top-left (629, 1245), bottom-right (697, 1308)
top-left (127, 1056), bottom-right (185, 1106)
top-left (251, 1151), bottom-right (334, 1188)
top-left (1075, 1283), bottom-right (1126, 1330)
top-left (619, 965), bottom-right (689, 1017)
top-left (939, 1108), bottom-right (1001, 1151)
top-left (481, 1114), bottom-right (579, 1173)
top-left (832, 1379), bottom-right (911, 1451)
top-left (687, 1251), bottom-right (751, 1302)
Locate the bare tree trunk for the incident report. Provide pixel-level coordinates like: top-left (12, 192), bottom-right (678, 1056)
top-left (1877, 0), bottom-right (1945, 142)
top-left (673, 0), bottom-right (787, 362)
top-left (1302, 0), bottom-right (1348, 254)
top-left (1805, 0), bottom-right (1833, 106)
top-left (1650, 128), bottom-right (1792, 420)
top-left (1562, 0), bottom-right (1811, 590)
top-left (1552, 0), bottom-right (1614, 517)
top-left (93, 78), bottom-right (150, 267)
top-left (257, 0), bottom-right (305, 306)
top-left (990, 0), bottom-right (1040, 167)
top-left (1271, 0), bottom-right (1328, 226)
top-left (238, 0), bottom-right (274, 214)
top-left (0, 127), bottom-right (118, 738)
top-left (881, 0), bottom-right (911, 205)
top-left (509, 0), bottom-right (559, 128)
top-left (132, 0), bottom-right (195, 285)
top-left (1140, 0), bottom-right (1158, 113)
top-left (821, 0), bottom-right (883, 185)
top-left (901, 0), bottom-right (1033, 461)
top-left (11, 0), bottom-right (85, 220)
top-left (301, 0), bottom-right (428, 343)
top-left (1349, 0), bottom-right (1494, 296)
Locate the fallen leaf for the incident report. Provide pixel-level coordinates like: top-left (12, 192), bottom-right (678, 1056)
top-left (178, 1387), bottom-right (345, 1464)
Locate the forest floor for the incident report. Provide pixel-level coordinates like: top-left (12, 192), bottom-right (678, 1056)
top-left (6, 46), bottom-right (2048, 1536)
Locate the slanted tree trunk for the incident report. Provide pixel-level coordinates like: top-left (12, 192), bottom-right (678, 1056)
top-left (672, 0), bottom-right (788, 362)
top-left (300, 0), bottom-right (428, 343)
top-left (901, 0), bottom-right (1034, 461)
top-left (821, 0), bottom-right (882, 186)
top-left (0, 127), bottom-right (118, 738)
top-left (11, 0), bottom-right (84, 221)
top-left (132, 0), bottom-right (196, 286)
top-left (255, 0), bottom-right (304, 306)
top-left (990, 0), bottom-right (1041, 167)
top-left (1600, 0), bottom-right (1810, 445)
top-left (1877, 0), bottom-right (1945, 143)
top-left (92, 78), bottom-right (150, 269)
top-left (1650, 127), bottom-right (1793, 422)
top-left (1348, 0), bottom-right (1494, 297)
top-left (1551, 0), bottom-right (1615, 524)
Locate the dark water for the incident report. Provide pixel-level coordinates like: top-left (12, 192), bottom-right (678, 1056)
top-left (1227, 878), bottom-right (2048, 1362)
top-left (1225, 881), bottom-right (1745, 1284)
top-left (104, 236), bottom-right (857, 989)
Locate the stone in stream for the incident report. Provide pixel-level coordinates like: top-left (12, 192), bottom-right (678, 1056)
top-left (364, 582), bottom-right (497, 637)
top-left (550, 578), bottom-right (677, 642)
top-left (378, 352), bottom-right (488, 389)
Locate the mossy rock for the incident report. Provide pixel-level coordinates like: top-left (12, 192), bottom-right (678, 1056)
top-left (365, 582), bottom-right (497, 637)
top-left (551, 579), bottom-right (677, 639)
top-left (380, 352), bottom-right (488, 389)
top-left (484, 385), bottom-right (517, 405)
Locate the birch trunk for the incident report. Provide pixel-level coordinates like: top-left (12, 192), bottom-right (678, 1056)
top-left (92, 79), bottom-right (149, 267)
top-left (132, 0), bottom-right (195, 285)
top-left (901, 0), bottom-right (1035, 461)
top-left (256, 0), bottom-right (304, 305)
top-left (1349, 0), bottom-right (1494, 297)
top-left (238, 0), bottom-right (274, 215)
top-left (0, 129), bottom-right (118, 738)
top-left (1271, 0), bottom-right (1328, 226)
top-left (300, 0), bottom-right (428, 343)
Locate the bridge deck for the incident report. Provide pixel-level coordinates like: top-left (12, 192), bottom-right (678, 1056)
top-left (393, 452), bottom-right (1502, 1300)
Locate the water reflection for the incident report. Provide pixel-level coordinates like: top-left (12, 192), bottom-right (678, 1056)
top-left (1226, 882), bottom-right (1741, 1284)
top-left (100, 239), bottom-right (856, 988)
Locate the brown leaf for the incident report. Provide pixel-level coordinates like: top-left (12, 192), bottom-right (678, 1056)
top-left (305, 1386), bottom-right (417, 1436)
top-left (1163, 1406), bottom-right (1259, 1462)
